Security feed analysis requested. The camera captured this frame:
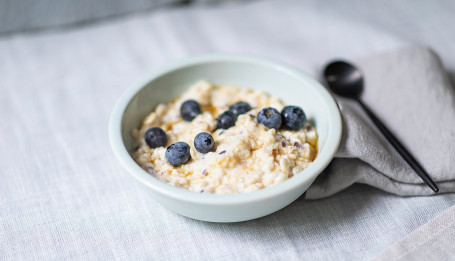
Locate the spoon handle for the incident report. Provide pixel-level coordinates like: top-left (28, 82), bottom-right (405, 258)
top-left (356, 99), bottom-right (439, 193)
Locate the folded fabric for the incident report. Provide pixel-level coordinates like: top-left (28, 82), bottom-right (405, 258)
top-left (306, 47), bottom-right (455, 199)
top-left (373, 203), bottom-right (455, 260)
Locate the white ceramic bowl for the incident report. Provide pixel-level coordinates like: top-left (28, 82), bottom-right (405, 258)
top-left (109, 54), bottom-right (342, 222)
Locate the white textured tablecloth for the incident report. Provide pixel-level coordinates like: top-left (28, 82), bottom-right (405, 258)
top-left (1, 0), bottom-right (455, 260)
top-left (374, 203), bottom-right (455, 261)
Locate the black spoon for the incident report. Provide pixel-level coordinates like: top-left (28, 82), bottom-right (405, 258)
top-left (324, 60), bottom-right (439, 193)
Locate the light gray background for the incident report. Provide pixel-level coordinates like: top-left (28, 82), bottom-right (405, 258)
top-left (0, 0), bottom-right (178, 34)
top-left (1, 0), bottom-right (455, 260)
top-left (0, 0), bottom-right (242, 34)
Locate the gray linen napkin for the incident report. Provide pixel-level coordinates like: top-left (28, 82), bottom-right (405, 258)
top-left (306, 47), bottom-right (455, 199)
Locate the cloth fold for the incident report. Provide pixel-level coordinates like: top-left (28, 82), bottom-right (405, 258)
top-left (307, 47), bottom-right (455, 199)
top-left (373, 203), bottom-right (455, 260)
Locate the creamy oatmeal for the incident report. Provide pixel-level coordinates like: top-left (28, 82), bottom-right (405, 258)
top-left (132, 81), bottom-right (318, 194)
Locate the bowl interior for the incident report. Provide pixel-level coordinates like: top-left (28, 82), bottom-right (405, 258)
top-left (122, 60), bottom-right (334, 160)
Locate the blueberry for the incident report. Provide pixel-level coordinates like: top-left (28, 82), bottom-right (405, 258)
top-left (257, 107), bottom-right (282, 129)
top-left (165, 142), bottom-right (191, 167)
top-left (194, 132), bottom-right (215, 154)
top-left (144, 127), bottom-right (167, 148)
top-left (281, 106), bottom-right (306, 130)
top-left (180, 100), bottom-right (201, 121)
top-left (229, 101), bottom-right (252, 116)
top-left (216, 111), bottom-right (236, 129)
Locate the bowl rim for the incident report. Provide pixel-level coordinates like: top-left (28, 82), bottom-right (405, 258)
top-left (109, 53), bottom-right (342, 205)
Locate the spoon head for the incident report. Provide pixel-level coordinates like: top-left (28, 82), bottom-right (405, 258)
top-left (323, 60), bottom-right (364, 98)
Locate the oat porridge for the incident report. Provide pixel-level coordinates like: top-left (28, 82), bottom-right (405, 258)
top-left (132, 81), bottom-right (318, 194)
